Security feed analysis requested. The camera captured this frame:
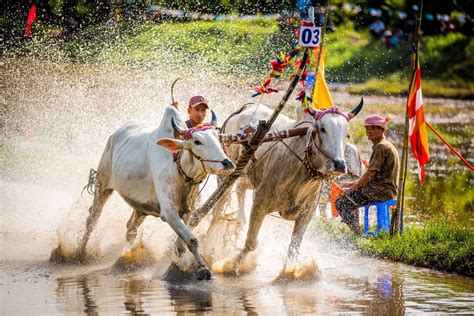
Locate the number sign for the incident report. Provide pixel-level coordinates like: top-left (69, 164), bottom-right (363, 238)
top-left (298, 26), bottom-right (322, 47)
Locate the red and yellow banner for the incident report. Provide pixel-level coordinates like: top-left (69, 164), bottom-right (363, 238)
top-left (407, 61), bottom-right (430, 183)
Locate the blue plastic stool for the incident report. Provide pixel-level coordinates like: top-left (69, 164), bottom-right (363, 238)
top-left (363, 200), bottom-right (397, 236)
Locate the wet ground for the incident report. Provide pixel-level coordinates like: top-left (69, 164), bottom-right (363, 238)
top-left (1, 177), bottom-right (473, 314)
top-left (2, 181), bottom-right (473, 314)
top-left (1, 59), bottom-right (473, 314)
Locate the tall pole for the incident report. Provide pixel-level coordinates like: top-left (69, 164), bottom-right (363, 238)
top-left (391, 0), bottom-right (423, 236)
top-left (188, 49), bottom-right (310, 228)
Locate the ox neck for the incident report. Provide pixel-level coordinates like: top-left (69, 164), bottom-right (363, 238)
top-left (177, 150), bottom-right (208, 185)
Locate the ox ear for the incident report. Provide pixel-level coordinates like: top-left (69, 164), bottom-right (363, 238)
top-left (156, 138), bottom-right (183, 153)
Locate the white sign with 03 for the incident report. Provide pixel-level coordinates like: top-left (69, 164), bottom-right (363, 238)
top-left (298, 26), bottom-right (322, 47)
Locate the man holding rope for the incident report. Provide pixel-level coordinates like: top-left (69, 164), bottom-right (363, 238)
top-left (336, 114), bottom-right (400, 235)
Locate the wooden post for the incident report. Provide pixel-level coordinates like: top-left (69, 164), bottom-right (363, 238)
top-left (391, 0), bottom-right (424, 236)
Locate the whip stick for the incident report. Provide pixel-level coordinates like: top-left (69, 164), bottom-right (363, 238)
top-left (188, 48), bottom-right (311, 228)
top-left (392, 0), bottom-right (424, 236)
top-left (171, 77), bottom-right (181, 104)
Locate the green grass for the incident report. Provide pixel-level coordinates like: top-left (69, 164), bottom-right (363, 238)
top-left (349, 76), bottom-right (474, 99)
top-left (311, 218), bottom-right (473, 276)
top-left (404, 170), bottom-right (474, 224)
top-left (12, 20), bottom-right (474, 98)
top-left (60, 19), bottom-right (289, 78)
top-left (346, 32), bottom-right (474, 98)
top-left (356, 222), bottom-right (474, 276)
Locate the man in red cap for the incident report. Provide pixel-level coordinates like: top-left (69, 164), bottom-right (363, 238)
top-left (172, 95), bottom-right (209, 128)
top-left (335, 114), bottom-right (400, 235)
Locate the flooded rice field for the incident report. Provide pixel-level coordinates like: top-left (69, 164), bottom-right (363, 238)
top-left (1, 59), bottom-right (473, 314)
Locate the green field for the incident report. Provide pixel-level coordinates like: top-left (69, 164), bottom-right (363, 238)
top-left (16, 19), bottom-right (474, 98)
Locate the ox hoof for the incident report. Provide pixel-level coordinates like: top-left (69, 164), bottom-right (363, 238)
top-left (274, 260), bottom-right (322, 284)
top-left (212, 251), bottom-right (257, 275)
top-left (211, 258), bottom-right (237, 275)
top-left (50, 246), bottom-right (89, 264)
top-left (195, 267), bottom-right (212, 281)
top-left (114, 242), bottom-right (156, 271)
top-left (162, 262), bottom-right (194, 282)
top-left (175, 245), bottom-right (186, 257)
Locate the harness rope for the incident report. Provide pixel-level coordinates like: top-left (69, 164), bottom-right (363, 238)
top-left (243, 120), bottom-right (335, 182)
top-left (82, 168), bottom-right (98, 196)
top-left (175, 151), bottom-right (204, 185)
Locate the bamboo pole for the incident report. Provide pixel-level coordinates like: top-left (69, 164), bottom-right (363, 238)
top-left (188, 48), bottom-right (311, 228)
top-left (391, 0), bottom-right (424, 236)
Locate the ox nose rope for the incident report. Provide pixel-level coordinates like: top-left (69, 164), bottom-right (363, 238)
top-left (189, 150), bottom-right (226, 174)
top-left (175, 150), bottom-right (227, 185)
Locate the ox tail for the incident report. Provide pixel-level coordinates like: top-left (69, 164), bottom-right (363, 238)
top-left (220, 102), bottom-right (255, 133)
top-left (81, 168), bottom-right (98, 196)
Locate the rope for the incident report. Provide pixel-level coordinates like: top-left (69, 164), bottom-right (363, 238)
top-left (247, 94), bottom-right (265, 126)
top-left (194, 174), bottom-right (210, 199)
top-left (220, 102), bottom-right (256, 133)
top-left (176, 151), bottom-right (205, 185)
top-left (426, 122), bottom-right (473, 171)
top-left (81, 169), bottom-right (97, 196)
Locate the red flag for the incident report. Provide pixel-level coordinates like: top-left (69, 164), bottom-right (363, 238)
top-left (25, 3), bottom-right (37, 37)
top-left (407, 61), bottom-right (430, 183)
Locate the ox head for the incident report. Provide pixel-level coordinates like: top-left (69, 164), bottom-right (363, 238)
top-left (157, 111), bottom-right (235, 174)
top-left (306, 98), bottom-right (363, 175)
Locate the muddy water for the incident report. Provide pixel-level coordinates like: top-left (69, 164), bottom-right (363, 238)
top-left (1, 59), bottom-right (473, 314)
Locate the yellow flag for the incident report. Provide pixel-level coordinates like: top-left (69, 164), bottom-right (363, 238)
top-left (311, 48), bottom-right (333, 109)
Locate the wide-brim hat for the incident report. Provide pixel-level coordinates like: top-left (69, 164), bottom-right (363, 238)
top-left (188, 95), bottom-right (209, 108)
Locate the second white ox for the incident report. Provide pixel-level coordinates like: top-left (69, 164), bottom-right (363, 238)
top-left (214, 100), bottom-right (363, 274)
top-left (59, 106), bottom-right (235, 280)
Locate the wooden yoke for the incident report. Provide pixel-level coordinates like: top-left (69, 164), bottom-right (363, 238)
top-left (220, 126), bottom-right (309, 145)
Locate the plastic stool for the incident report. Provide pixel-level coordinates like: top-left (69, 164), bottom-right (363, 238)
top-left (363, 200), bottom-right (397, 236)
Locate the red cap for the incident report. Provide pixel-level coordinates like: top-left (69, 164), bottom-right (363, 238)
top-left (188, 95), bottom-right (209, 108)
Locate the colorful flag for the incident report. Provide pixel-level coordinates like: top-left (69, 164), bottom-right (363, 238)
top-left (407, 61), bottom-right (430, 183)
top-left (25, 3), bottom-right (37, 37)
top-left (311, 48), bottom-right (333, 109)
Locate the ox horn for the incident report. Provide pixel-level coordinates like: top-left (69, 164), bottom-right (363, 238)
top-left (171, 117), bottom-right (186, 135)
top-left (210, 110), bottom-right (218, 127)
top-left (347, 97), bottom-right (364, 120)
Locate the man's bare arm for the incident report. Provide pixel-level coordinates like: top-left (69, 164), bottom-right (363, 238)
top-left (340, 170), bottom-right (376, 196)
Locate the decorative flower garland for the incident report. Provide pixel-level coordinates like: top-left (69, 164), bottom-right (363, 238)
top-left (252, 21), bottom-right (320, 114)
top-left (181, 123), bottom-right (215, 140)
top-left (251, 45), bottom-right (303, 97)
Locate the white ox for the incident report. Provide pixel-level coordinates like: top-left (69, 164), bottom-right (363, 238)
top-left (52, 106), bottom-right (235, 280)
top-left (213, 100), bottom-right (363, 274)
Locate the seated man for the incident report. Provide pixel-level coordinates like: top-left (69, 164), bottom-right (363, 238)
top-left (172, 95), bottom-right (209, 128)
top-left (335, 114), bottom-right (400, 235)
